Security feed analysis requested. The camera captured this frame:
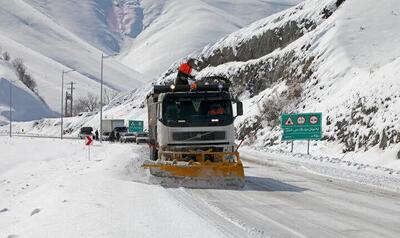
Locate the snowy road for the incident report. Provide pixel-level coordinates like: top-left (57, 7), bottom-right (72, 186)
top-left (1, 138), bottom-right (399, 238)
top-left (170, 156), bottom-right (400, 238)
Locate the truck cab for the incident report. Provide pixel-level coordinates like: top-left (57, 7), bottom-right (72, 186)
top-left (147, 84), bottom-right (243, 161)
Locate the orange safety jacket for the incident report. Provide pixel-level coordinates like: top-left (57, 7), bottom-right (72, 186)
top-left (178, 63), bottom-right (192, 76)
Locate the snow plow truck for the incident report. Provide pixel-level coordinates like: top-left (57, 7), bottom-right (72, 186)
top-left (142, 82), bottom-right (245, 188)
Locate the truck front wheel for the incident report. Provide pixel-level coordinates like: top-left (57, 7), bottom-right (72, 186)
top-left (150, 147), bottom-right (158, 161)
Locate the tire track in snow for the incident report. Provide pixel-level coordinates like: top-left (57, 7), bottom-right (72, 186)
top-left (197, 196), bottom-right (268, 238)
top-left (169, 188), bottom-right (267, 238)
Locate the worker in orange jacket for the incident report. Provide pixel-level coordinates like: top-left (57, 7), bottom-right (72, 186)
top-left (175, 59), bottom-right (196, 85)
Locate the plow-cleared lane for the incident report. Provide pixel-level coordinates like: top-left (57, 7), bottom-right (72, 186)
top-left (167, 154), bottom-right (400, 238)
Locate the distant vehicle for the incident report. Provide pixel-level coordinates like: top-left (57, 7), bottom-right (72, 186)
top-left (119, 132), bottom-right (137, 143)
top-left (102, 132), bottom-right (111, 141)
top-left (136, 132), bottom-right (149, 144)
top-left (101, 119), bottom-right (124, 141)
top-left (79, 127), bottom-right (93, 139)
top-left (110, 126), bottom-right (128, 142)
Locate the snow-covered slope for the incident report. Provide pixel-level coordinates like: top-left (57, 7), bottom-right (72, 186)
top-left (0, 61), bottom-right (55, 123)
top-left (23, 0), bottom-right (302, 79)
top-left (0, 138), bottom-right (226, 238)
top-left (120, 0), bottom-right (302, 78)
top-left (0, 0), bottom-right (146, 123)
top-left (159, 0), bottom-right (400, 161)
top-left (24, 0), bottom-right (121, 53)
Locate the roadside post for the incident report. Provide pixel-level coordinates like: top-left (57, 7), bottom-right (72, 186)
top-left (281, 113), bottom-right (322, 155)
top-left (99, 53), bottom-right (119, 143)
top-left (85, 135), bottom-right (93, 160)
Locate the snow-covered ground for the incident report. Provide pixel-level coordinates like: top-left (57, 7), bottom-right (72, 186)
top-left (0, 137), bottom-right (224, 238)
top-left (1, 136), bottom-right (400, 237)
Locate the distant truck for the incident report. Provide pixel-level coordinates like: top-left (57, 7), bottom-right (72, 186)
top-left (101, 119), bottom-right (124, 140)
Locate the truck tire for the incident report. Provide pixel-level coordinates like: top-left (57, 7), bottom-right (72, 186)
top-left (150, 147), bottom-right (158, 161)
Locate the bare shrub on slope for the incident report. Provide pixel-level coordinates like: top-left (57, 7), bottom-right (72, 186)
top-left (12, 58), bottom-right (37, 91)
top-left (73, 93), bottom-right (100, 114)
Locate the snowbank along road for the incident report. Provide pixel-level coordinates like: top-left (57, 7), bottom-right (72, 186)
top-left (1, 137), bottom-right (399, 238)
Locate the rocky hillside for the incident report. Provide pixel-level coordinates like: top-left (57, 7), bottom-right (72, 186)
top-left (161, 0), bottom-right (400, 157)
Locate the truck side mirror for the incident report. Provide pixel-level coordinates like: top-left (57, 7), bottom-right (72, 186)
top-left (236, 101), bottom-right (243, 116)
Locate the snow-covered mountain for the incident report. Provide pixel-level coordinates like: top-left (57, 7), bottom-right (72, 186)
top-left (160, 0), bottom-right (400, 160)
top-left (119, 0), bottom-right (302, 78)
top-left (24, 0), bottom-right (301, 78)
top-left (65, 0), bottom-right (400, 163)
top-left (0, 0), bottom-right (146, 123)
top-left (0, 0), bottom-right (300, 123)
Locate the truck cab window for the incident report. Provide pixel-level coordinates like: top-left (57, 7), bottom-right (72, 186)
top-left (162, 96), bottom-right (233, 127)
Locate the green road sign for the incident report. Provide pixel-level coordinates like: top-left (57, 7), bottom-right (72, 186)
top-left (281, 113), bottom-right (322, 141)
top-left (128, 120), bottom-right (144, 133)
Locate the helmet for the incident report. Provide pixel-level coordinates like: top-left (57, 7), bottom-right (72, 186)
top-left (187, 58), bottom-right (196, 67)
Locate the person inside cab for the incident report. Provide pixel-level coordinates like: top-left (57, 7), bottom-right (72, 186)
top-left (208, 103), bottom-right (225, 116)
top-left (174, 59), bottom-right (196, 85)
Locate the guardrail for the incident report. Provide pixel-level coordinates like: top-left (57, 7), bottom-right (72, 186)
top-left (0, 132), bottom-right (79, 140)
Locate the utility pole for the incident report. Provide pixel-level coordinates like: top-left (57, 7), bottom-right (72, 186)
top-left (61, 69), bottom-right (75, 139)
top-left (9, 80), bottom-right (13, 138)
top-left (70, 82), bottom-right (74, 116)
top-left (65, 91), bottom-right (70, 117)
top-left (61, 71), bottom-right (65, 139)
top-left (66, 82), bottom-right (75, 117)
top-left (100, 54), bottom-right (104, 143)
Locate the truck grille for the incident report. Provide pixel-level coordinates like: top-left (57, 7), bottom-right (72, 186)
top-left (172, 131), bottom-right (226, 141)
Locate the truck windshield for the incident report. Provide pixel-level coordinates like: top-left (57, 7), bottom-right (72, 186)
top-left (162, 97), bottom-right (233, 127)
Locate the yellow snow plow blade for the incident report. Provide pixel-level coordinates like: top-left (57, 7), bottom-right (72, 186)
top-left (143, 151), bottom-right (245, 188)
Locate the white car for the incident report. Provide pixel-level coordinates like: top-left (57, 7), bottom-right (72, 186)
top-left (119, 132), bottom-right (137, 143)
top-left (136, 132), bottom-right (149, 144)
